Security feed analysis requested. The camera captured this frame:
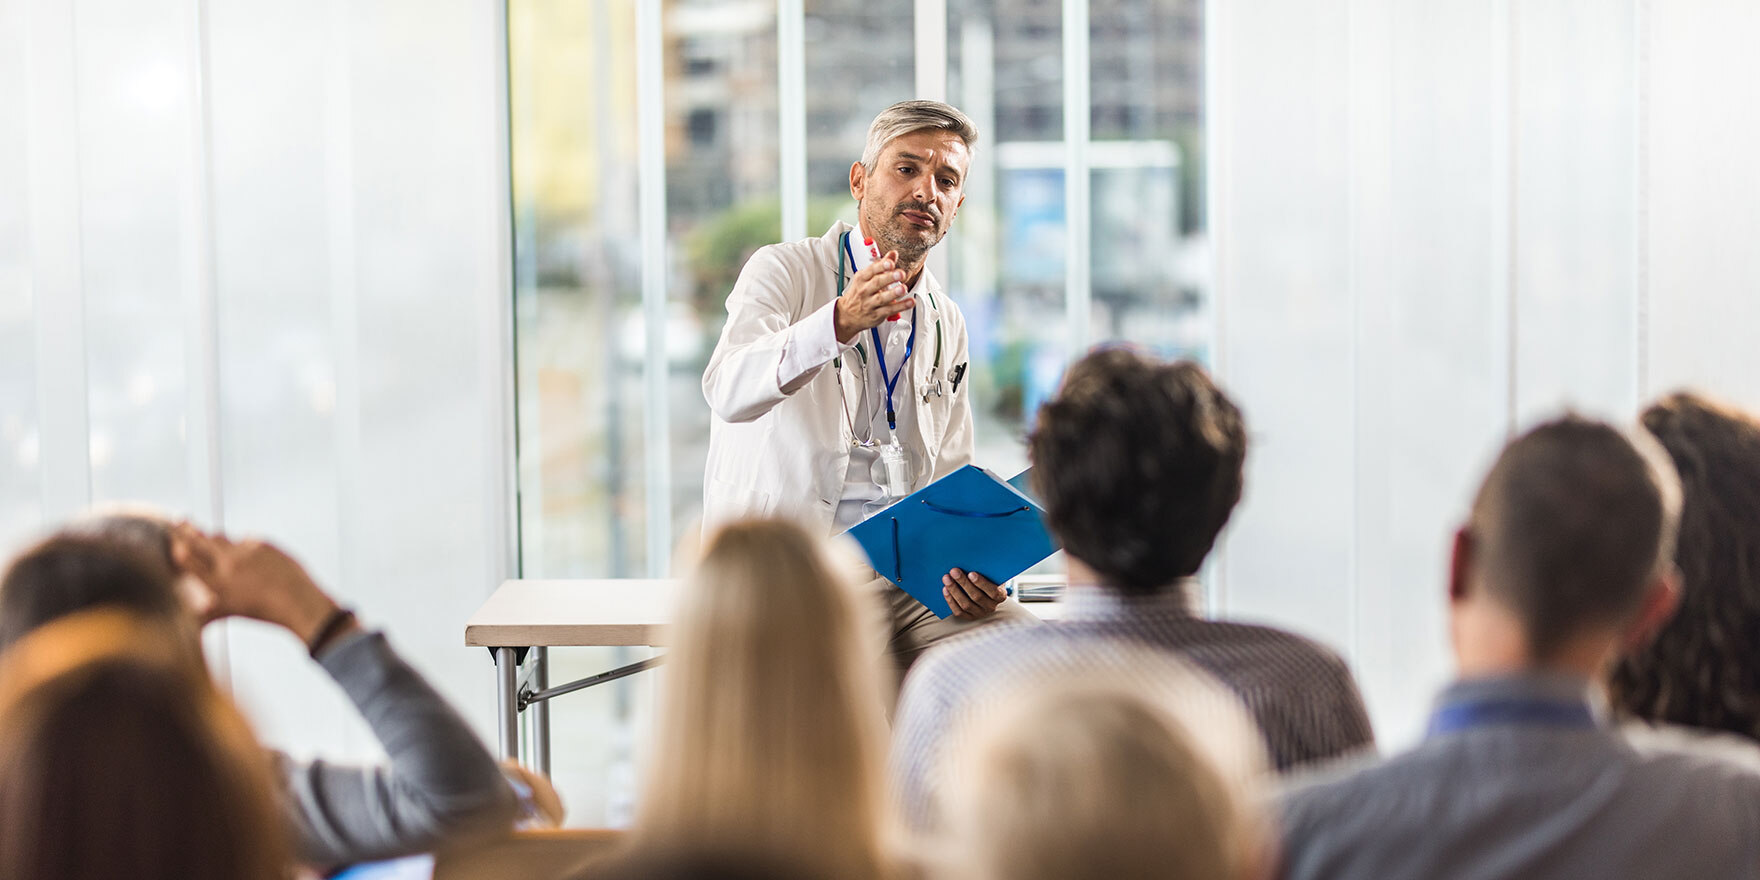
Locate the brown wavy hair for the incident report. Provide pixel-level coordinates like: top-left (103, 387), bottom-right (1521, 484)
top-left (1610, 392), bottom-right (1760, 740)
top-left (0, 611), bottom-right (289, 880)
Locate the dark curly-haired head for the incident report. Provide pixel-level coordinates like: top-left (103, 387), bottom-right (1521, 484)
top-left (1609, 392), bottom-right (1760, 741)
top-left (1028, 348), bottom-right (1246, 594)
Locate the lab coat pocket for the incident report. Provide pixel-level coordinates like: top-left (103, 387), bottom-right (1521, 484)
top-left (917, 380), bottom-right (950, 454)
top-left (705, 473), bottom-right (776, 520)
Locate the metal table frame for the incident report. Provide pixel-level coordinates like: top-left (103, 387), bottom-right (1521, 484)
top-left (490, 645), bottom-right (664, 775)
top-left (468, 577), bottom-right (1065, 774)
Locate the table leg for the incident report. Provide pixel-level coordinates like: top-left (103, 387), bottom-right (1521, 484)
top-left (531, 646), bottom-right (551, 776)
top-left (494, 646), bottom-right (521, 762)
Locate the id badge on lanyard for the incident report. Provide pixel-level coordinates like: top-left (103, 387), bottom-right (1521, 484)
top-left (839, 230), bottom-right (917, 510)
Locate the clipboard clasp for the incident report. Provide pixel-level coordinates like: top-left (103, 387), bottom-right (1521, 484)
top-left (919, 499), bottom-right (1032, 519)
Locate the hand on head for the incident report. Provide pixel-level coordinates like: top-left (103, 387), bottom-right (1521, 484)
top-left (169, 524), bottom-right (344, 647)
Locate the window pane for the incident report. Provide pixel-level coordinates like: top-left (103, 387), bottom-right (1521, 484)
top-left (805, 0), bottom-right (913, 209)
top-left (668, 0), bottom-right (781, 540)
top-left (1088, 0), bottom-right (1207, 365)
top-left (947, 0), bottom-right (1064, 479)
top-left (513, 0), bottom-right (646, 580)
top-left (510, 0), bottom-right (653, 828)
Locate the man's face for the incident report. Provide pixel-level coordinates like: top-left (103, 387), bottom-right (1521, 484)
top-left (849, 129), bottom-right (970, 262)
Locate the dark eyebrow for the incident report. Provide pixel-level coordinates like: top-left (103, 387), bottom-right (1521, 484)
top-left (895, 151), bottom-right (964, 183)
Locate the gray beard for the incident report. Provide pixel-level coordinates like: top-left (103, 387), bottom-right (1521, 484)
top-left (878, 233), bottom-right (928, 263)
top-left (869, 216), bottom-right (933, 263)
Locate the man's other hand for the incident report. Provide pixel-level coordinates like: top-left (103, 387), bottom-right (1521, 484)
top-left (943, 568), bottom-right (1005, 620)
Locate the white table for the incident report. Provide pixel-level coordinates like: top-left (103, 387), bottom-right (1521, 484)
top-left (466, 578), bottom-right (1067, 771)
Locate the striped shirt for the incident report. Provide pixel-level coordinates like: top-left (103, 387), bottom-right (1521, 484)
top-left (888, 581), bottom-right (1376, 830)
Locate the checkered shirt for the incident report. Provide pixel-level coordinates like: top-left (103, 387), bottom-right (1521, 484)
top-left (888, 581), bottom-right (1377, 831)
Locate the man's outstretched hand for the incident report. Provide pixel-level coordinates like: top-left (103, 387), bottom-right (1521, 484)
top-left (833, 248), bottom-right (914, 343)
top-left (943, 568), bottom-right (1005, 620)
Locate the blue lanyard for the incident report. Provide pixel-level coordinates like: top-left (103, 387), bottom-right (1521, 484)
top-left (844, 233), bottom-right (915, 431)
top-left (1427, 698), bottom-right (1596, 737)
top-left (871, 313), bottom-right (916, 432)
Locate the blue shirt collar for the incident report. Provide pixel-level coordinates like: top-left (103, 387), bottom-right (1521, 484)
top-left (1429, 672), bottom-right (1607, 736)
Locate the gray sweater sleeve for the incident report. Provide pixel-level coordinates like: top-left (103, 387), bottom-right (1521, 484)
top-left (276, 630), bottom-right (519, 868)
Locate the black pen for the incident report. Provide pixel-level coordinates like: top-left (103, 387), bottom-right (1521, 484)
top-left (950, 363), bottom-right (968, 393)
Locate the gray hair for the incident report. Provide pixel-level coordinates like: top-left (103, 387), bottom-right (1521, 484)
top-left (860, 100), bottom-right (979, 171)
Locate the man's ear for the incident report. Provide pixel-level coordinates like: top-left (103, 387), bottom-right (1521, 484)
top-left (949, 192), bottom-right (965, 223)
top-left (849, 161), bottom-right (866, 201)
top-left (1621, 567), bottom-right (1682, 651)
top-left (1448, 526), bottom-right (1473, 604)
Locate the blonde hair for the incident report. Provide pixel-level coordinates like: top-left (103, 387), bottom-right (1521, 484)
top-left (0, 610), bottom-right (288, 880)
top-left (634, 519), bottom-right (891, 879)
top-left (937, 650), bottom-right (1273, 880)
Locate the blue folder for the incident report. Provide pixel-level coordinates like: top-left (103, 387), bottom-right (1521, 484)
top-left (846, 465), bottom-right (1058, 619)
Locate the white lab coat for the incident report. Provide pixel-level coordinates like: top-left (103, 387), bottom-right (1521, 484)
top-left (701, 220), bottom-right (974, 537)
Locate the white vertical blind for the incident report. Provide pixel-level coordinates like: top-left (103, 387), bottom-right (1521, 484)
top-left (1646, 0), bottom-right (1760, 405)
top-left (24, 0), bottom-right (92, 522)
top-left (0, 0), bottom-right (42, 544)
top-left (1213, 0), bottom-right (1357, 660)
top-left (7, 0), bottom-right (515, 757)
top-left (1208, 0), bottom-right (1760, 744)
top-left (1511, 0), bottom-right (1640, 424)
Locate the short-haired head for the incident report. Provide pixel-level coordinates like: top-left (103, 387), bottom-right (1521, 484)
top-left (60, 508), bottom-right (177, 573)
top-left (1610, 391), bottom-right (1760, 738)
top-left (860, 100), bottom-right (979, 173)
top-left (1028, 348), bottom-right (1247, 594)
top-left (1464, 414), bottom-right (1682, 660)
top-left (0, 531), bottom-right (184, 652)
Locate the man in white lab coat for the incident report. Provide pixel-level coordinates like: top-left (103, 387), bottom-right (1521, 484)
top-left (702, 100), bottom-right (1035, 672)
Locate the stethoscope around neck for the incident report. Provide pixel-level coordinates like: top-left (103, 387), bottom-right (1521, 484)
top-left (832, 230), bottom-right (945, 393)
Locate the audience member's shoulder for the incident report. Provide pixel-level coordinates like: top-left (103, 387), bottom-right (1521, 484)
top-left (1208, 617), bottom-right (1343, 654)
top-left (909, 616), bottom-right (1046, 683)
top-left (1278, 738), bottom-right (1452, 830)
top-left (1624, 721), bottom-right (1760, 779)
top-left (1202, 617), bottom-right (1358, 679)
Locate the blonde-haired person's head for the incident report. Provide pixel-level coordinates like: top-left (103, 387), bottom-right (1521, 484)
top-left (635, 519), bottom-right (891, 879)
top-left (936, 649), bottom-right (1273, 880)
top-left (0, 610), bottom-right (288, 880)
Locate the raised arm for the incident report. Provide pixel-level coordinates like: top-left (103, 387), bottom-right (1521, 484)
top-left (279, 630), bottom-right (519, 865)
top-left (171, 526), bottom-right (518, 867)
top-left (703, 246), bottom-right (825, 423)
top-left (703, 241), bottom-right (913, 423)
